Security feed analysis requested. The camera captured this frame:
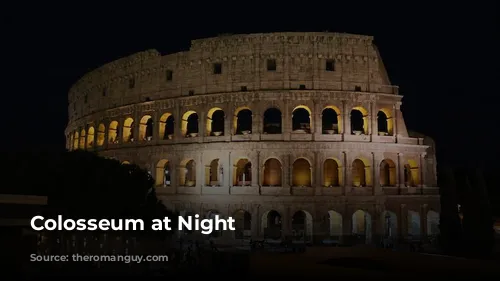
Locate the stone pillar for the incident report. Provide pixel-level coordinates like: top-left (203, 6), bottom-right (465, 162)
top-left (343, 152), bottom-right (350, 194)
top-left (421, 204), bottom-right (428, 239)
top-left (223, 111), bottom-right (230, 137)
top-left (373, 155), bottom-right (381, 195)
top-left (174, 104), bottom-right (181, 140)
top-left (397, 153), bottom-right (404, 189)
top-left (252, 208), bottom-right (260, 238)
top-left (372, 104), bottom-right (379, 137)
top-left (152, 111), bottom-right (159, 144)
top-left (254, 151), bottom-right (260, 187)
top-left (199, 110), bottom-right (205, 142)
top-left (196, 153), bottom-right (203, 193)
top-left (343, 101), bottom-right (351, 135)
top-left (420, 153), bottom-right (427, 188)
top-left (282, 206), bottom-right (291, 238)
top-left (400, 204), bottom-right (407, 240)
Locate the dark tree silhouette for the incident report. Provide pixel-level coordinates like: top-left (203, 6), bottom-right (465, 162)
top-left (437, 165), bottom-right (463, 254)
top-left (461, 168), bottom-right (495, 257)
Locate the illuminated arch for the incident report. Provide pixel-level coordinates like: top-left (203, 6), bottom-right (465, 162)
top-left (155, 159), bottom-right (171, 187)
top-left (379, 159), bottom-right (397, 187)
top-left (404, 159), bottom-right (420, 187)
top-left (206, 107), bottom-right (225, 136)
top-left (159, 112), bottom-right (174, 140)
top-left (263, 158), bottom-right (282, 186)
top-left (96, 123), bottom-right (105, 146)
top-left (377, 108), bottom-right (394, 136)
top-left (108, 121), bottom-right (119, 143)
top-left (292, 105), bottom-right (312, 133)
top-left (292, 158), bottom-right (312, 187)
top-left (323, 158), bottom-right (342, 187)
top-left (79, 129), bottom-right (86, 149)
top-left (322, 105), bottom-right (342, 134)
top-left (351, 106), bottom-right (369, 135)
top-left (122, 117), bottom-right (134, 142)
top-left (351, 157), bottom-right (372, 187)
top-left (181, 110), bottom-right (198, 137)
top-left (86, 126), bottom-right (95, 148)
top-left (73, 131), bottom-right (79, 150)
top-left (138, 115), bottom-right (153, 141)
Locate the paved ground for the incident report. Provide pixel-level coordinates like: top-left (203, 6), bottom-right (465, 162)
top-left (248, 246), bottom-right (499, 278)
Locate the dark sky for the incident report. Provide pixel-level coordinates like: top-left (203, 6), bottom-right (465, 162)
top-left (3, 4), bottom-right (497, 183)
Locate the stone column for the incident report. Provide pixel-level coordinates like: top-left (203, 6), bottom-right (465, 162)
top-left (152, 111), bottom-right (159, 144)
top-left (174, 104), bottom-right (181, 140)
top-left (373, 154), bottom-right (381, 195)
top-left (199, 110), bottom-right (205, 142)
top-left (420, 153), bottom-right (427, 188)
top-left (343, 101), bottom-right (351, 135)
top-left (196, 153), bottom-right (203, 193)
top-left (372, 103), bottom-right (379, 136)
top-left (400, 204), bottom-right (407, 240)
top-left (421, 204), bottom-right (428, 239)
top-left (397, 153), bottom-right (404, 189)
top-left (223, 111), bottom-right (230, 137)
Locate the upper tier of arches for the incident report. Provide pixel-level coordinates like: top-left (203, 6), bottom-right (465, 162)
top-left (68, 32), bottom-right (398, 122)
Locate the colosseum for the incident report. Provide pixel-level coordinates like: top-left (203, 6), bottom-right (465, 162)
top-left (65, 32), bottom-right (440, 245)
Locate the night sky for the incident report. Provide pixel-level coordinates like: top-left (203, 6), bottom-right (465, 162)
top-left (4, 4), bottom-right (497, 206)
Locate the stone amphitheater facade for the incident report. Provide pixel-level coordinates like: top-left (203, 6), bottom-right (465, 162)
top-left (66, 32), bottom-right (440, 243)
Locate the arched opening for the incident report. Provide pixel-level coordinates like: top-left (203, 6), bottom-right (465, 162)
top-left (292, 106), bottom-right (311, 133)
top-left (292, 158), bottom-right (311, 187)
top-left (159, 113), bottom-right (174, 140)
top-left (233, 210), bottom-right (252, 239)
top-left (108, 121), bottom-right (119, 144)
top-left (408, 210), bottom-right (421, 238)
top-left (323, 158), bottom-right (341, 187)
top-left (181, 111), bottom-right (199, 137)
top-left (352, 210), bottom-right (372, 244)
top-left (205, 210), bottom-right (222, 237)
top-left (69, 134), bottom-right (74, 150)
top-left (234, 107), bottom-right (252, 135)
top-left (86, 126), bottom-right (95, 148)
top-left (427, 210), bottom-right (440, 236)
top-left (73, 131), bottom-right (79, 150)
top-left (97, 123), bottom-right (105, 146)
top-left (262, 210), bottom-right (282, 239)
top-left (263, 108), bottom-right (282, 134)
top-left (122, 117), bottom-right (134, 142)
top-left (382, 210), bottom-right (398, 238)
top-left (79, 129), bottom-right (86, 149)
top-left (379, 159), bottom-right (397, 187)
top-left (291, 210), bottom-right (313, 240)
top-left (404, 160), bottom-right (420, 187)
top-left (377, 108), bottom-right (393, 136)
top-left (155, 159), bottom-right (171, 187)
top-left (206, 159), bottom-right (221, 186)
top-left (350, 106), bottom-right (368, 135)
top-left (206, 107), bottom-right (225, 136)
top-left (180, 159), bottom-right (196, 187)
top-left (263, 158), bottom-right (282, 186)
top-left (233, 158), bottom-right (251, 186)
top-left (121, 161), bottom-right (131, 165)
top-left (322, 106), bottom-right (341, 134)
top-left (327, 210), bottom-right (343, 239)
top-left (139, 115), bottom-right (153, 141)
top-left (352, 158), bottom-right (371, 187)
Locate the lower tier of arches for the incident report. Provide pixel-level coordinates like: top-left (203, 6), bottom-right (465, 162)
top-left (160, 194), bottom-right (440, 244)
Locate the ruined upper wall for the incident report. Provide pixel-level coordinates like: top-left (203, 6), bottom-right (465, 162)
top-left (68, 32), bottom-right (397, 121)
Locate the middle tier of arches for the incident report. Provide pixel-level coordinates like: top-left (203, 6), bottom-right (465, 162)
top-left (146, 150), bottom-right (423, 197)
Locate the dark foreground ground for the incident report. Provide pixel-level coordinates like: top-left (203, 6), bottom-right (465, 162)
top-left (21, 246), bottom-right (500, 279)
